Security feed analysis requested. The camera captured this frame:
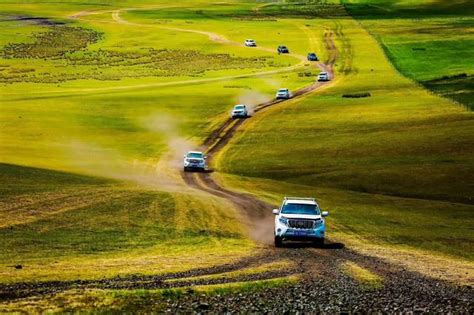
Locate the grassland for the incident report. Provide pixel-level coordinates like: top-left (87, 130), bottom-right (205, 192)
top-left (0, 0), bottom-right (473, 311)
top-left (342, 0), bottom-right (474, 109)
top-left (0, 163), bottom-right (253, 283)
top-left (217, 16), bottom-right (474, 260)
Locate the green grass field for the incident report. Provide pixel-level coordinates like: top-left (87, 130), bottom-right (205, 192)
top-left (342, 0), bottom-right (474, 108)
top-left (0, 163), bottom-right (253, 283)
top-left (0, 0), bottom-right (473, 311)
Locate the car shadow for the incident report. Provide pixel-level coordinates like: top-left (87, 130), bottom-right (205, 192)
top-left (282, 240), bottom-right (345, 250)
top-left (185, 169), bottom-right (214, 174)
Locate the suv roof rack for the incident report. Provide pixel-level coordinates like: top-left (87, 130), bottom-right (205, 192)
top-left (284, 196), bottom-right (316, 202)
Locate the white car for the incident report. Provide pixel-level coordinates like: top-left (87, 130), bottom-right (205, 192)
top-left (273, 197), bottom-right (329, 247)
top-left (244, 39), bottom-right (257, 47)
top-left (183, 151), bottom-right (207, 172)
top-left (276, 88), bottom-right (292, 99)
top-left (231, 104), bottom-right (249, 118)
top-left (317, 72), bottom-right (330, 82)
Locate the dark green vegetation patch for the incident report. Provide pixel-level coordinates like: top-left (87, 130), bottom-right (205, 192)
top-left (344, 1), bottom-right (474, 109)
top-left (1, 26), bottom-right (102, 59)
top-left (423, 74), bottom-right (474, 110)
top-left (342, 0), bottom-right (474, 19)
top-left (342, 92), bottom-right (371, 98)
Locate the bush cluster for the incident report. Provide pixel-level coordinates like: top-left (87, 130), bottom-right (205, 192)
top-left (1, 26), bottom-right (102, 59)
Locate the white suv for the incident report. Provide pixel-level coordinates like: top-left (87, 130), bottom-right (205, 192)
top-left (244, 39), bottom-right (257, 47)
top-left (273, 197), bottom-right (328, 247)
top-left (276, 88), bottom-right (292, 99)
top-left (231, 104), bottom-right (249, 118)
top-left (183, 151), bottom-right (207, 172)
top-left (317, 72), bottom-right (330, 82)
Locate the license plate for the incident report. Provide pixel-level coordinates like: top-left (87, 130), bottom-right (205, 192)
top-left (295, 231), bottom-right (307, 236)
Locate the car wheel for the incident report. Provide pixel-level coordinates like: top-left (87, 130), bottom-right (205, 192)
top-left (274, 236), bottom-right (283, 247)
top-left (184, 167), bottom-right (188, 172)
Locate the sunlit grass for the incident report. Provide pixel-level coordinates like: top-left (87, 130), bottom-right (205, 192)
top-left (0, 164), bottom-right (254, 283)
top-left (341, 262), bottom-right (383, 290)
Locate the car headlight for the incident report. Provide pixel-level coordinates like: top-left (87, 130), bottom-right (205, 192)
top-left (314, 219), bottom-right (323, 227)
top-left (279, 217), bottom-right (288, 225)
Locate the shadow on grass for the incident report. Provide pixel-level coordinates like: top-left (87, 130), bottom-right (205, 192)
top-left (184, 169), bottom-right (214, 174)
top-left (281, 240), bottom-right (345, 250)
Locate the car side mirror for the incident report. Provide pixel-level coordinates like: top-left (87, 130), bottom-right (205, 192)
top-left (272, 209), bottom-right (279, 215)
top-left (322, 211), bottom-right (329, 217)
top-left (183, 155), bottom-right (186, 158)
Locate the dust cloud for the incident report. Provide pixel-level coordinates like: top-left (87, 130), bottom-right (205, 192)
top-left (63, 113), bottom-right (202, 193)
top-left (237, 91), bottom-right (272, 115)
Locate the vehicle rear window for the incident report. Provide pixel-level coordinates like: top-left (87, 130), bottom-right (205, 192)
top-left (281, 203), bottom-right (320, 215)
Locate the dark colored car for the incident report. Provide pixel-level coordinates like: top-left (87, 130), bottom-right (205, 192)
top-left (277, 45), bottom-right (289, 54)
top-left (307, 53), bottom-right (319, 61)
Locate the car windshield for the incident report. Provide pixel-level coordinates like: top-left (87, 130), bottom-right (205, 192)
top-left (278, 89), bottom-right (288, 92)
top-left (235, 105), bottom-right (245, 109)
top-left (187, 152), bottom-right (203, 159)
top-left (281, 203), bottom-right (320, 215)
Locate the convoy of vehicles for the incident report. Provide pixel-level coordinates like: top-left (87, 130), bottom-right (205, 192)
top-left (231, 104), bottom-right (249, 118)
top-left (183, 151), bottom-right (207, 172)
top-left (273, 197), bottom-right (329, 247)
top-left (182, 42), bottom-right (331, 247)
top-left (276, 88), bottom-right (292, 99)
top-left (244, 39), bottom-right (257, 47)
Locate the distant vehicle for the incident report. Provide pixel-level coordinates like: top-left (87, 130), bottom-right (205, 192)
top-left (231, 104), bottom-right (249, 119)
top-left (317, 71), bottom-right (330, 82)
top-left (273, 197), bottom-right (329, 247)
top-left (244, 39), bottom-right (257, 47)
top-left (307, 52), bottom-right (319, 61)
top-left (183, 151), bottom-right (207, 172)
top-left (276, 88), bottom-right (292, 99)
top-left (277, 45), bottom-right (289, 54)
